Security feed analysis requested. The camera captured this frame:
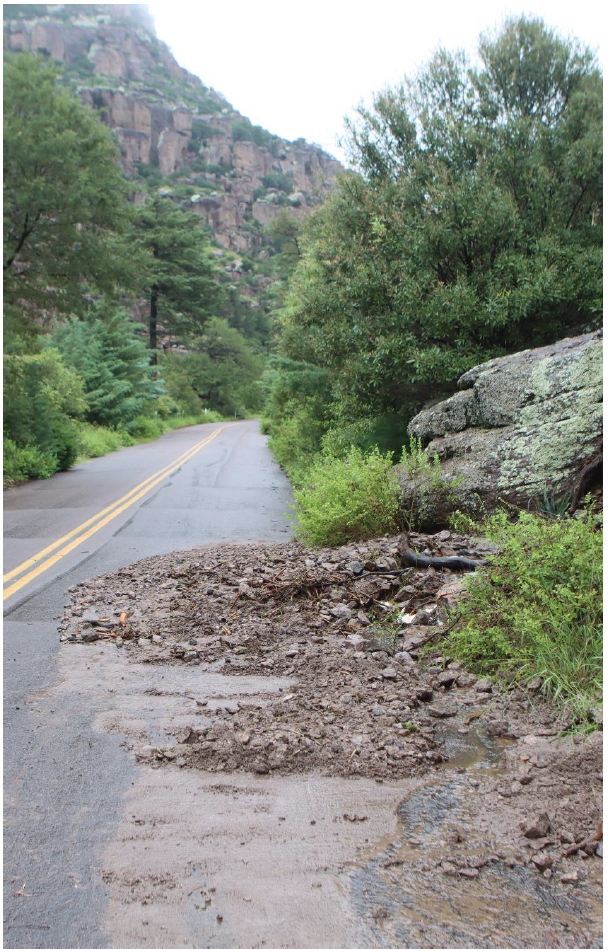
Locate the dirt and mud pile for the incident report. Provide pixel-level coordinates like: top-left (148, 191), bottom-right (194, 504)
top-left (60, 531), bottom-right (603, 884)
top-left (60, 532), bottom-right (498, 777)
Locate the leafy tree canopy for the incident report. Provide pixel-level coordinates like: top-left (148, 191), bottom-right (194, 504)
top-left (3, 52), bottom-right (141, 318)
top-left (277, 17), bottom-right (602, 428)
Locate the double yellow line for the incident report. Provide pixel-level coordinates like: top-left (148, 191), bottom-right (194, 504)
top-left (3, 426), bottom-right (225, 602)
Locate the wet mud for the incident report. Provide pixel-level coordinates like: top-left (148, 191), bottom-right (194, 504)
top-left (50, 637), bottom-right (602, 949)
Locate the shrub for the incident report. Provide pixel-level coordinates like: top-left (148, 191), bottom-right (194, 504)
top-left (124, 416), bottom-right (165, 440)
top-left (444, 509), bottom-right (603, 721)
top-left (291, 446), bottom-right (402, 546)
top-left (77, 424), bottom-right (134, 460)
top-left (399, 437), bottom-right (464, 529)
top-left (3, 437), bottom-right (57, 487)
top-left (3, 349), bottom-right (86, 473)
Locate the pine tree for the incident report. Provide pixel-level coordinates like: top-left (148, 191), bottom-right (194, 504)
top-left (132, 196), bottom-right (223, 363)
top-left (53, 304), bottom-right (162, 427)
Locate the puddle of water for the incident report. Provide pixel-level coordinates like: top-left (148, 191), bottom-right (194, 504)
top-left (347, 721), bottom-right (602, 949)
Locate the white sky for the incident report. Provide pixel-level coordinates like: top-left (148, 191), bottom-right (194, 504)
top-left (148, 0), bottom-right (605, 162)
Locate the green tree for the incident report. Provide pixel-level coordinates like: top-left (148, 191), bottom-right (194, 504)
top-left (3, 52), bottom-right (138, 319)
top-left (276, 17), bottom-right (602, 433)
top-left (3, 349), bottom-right (87, 471)
top-left (131, 195), bottom-right (223, 362)
top-left (52, 304), bottom-right (162, 427)
top-left (161, 317), bottom-right (264, 415)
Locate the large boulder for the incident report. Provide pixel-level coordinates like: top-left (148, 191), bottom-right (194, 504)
top-left (398, 331), bottom-right (602, 525)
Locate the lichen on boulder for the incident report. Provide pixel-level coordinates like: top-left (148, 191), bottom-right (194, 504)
top-left (397, 331), bottom-right (602, 526)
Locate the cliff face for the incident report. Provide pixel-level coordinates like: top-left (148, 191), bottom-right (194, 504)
top-left (4, 4), bottom-right (341, 254)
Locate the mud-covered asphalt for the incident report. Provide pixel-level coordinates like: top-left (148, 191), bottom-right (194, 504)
top-left (3, 420), bottom-right (293, 948)
top-left (3, 419), bottom-right (602, 949)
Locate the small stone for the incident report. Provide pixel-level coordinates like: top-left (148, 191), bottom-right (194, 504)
top-left (487, 719), bottom-right (509, 737)
top-left (437, 670), bottom-right (457, 689)
top-left (560, 871), bottom-right (579, 883)
top-left (475, 679), bottom-right (493, 693)
top-left (456, 672), bottom-right (477, 688)
top-left (381, 667), bottom-right (398, 680)
top-left (152, 634), bottom-right (163, 644)
top-left (285, 649), bottom-right (299, 658)
top-left (345, 634), bottom-right (368, 650)
top-left (330, 605), bottom-right (352, 620)
top-left (347, 562), bottom-right (364, 576)
top-left (596, 841), bottom-right (603, 858)
top-left (252, 759), bottom-right (269, 774)
top-left (415, 687), bottom-right (434, 702)
top-left (526, 678), bottom-right (542, 692)
top-left (176, 728), bottom-right (198, 744)
top-left (458, 867), bottom-right (479, 878)
top-left (394, 651), bottom-right (414, 664)
top-left (530, 853), bottom-right (553, 872)
top-left (428, 702), bottom-right (458, 719)
top-left (81, 631), bottom-right (98, 643)
top-left (521, 813), bottom-right (551, 839)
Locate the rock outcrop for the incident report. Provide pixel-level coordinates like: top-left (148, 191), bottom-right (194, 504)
top-left (4, 4), bottom-right (341, 254)
top-left (398, 332), bottom-right (603, 524)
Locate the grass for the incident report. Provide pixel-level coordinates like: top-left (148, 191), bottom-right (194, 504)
top-left (444, 507), bottom-right (602, 724)
top-left (76, 412), bottom-right (225, 464)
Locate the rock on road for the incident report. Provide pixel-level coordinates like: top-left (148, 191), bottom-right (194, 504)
top-left (3, 420), bottom-right (293, 948)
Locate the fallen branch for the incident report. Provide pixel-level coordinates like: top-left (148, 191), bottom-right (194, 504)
top-left (398, 535), bottom-right (488, 572)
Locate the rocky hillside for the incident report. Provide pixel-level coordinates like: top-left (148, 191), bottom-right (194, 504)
top-left (4, 3), bottom-right (341, 265)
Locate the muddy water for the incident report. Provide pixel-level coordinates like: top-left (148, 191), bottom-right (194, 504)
top-left (52, 644), bottom-right (602, 949)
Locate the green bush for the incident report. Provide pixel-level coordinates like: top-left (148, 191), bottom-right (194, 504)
top-left (3, 349), bottom-right (86, 473)
top-left (267, 399), bottom-right (328, 486)
top-left (124, 416), bottom-right (165, 440)
top-left (3, 437), bottom-right (57, 487)
top-left (445, 509), bottom-right (603, 720)
top-left (77, 424), bottom-right (134, 460)
top-left (399, 436), bottom-right (464, 529)
top-left (291, 446), bottom-right (402, 546)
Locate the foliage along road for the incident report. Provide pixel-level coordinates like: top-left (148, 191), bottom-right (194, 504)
top-left (3, 419), bottom-right (293, 948)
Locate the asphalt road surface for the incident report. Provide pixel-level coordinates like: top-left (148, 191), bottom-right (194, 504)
top-left (3, 420), bottom-right (293, 948)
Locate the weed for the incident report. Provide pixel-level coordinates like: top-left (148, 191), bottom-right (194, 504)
top-left (400, 436), bottom-right (462, 529)
top-left (444, 508), bottom-right (602, 722)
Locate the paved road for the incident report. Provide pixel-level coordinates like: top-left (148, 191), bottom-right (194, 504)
top-left (3, 420), bottom-right (293, 948)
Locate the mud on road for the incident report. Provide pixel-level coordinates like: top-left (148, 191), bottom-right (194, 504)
top-left (59, 533), bottom-right (603, 948)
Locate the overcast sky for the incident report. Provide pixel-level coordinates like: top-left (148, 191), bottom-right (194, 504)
top-left (148, 0), bottom-right (605, 162)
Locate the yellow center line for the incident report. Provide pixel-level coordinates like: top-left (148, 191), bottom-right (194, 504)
top-left (3, 429), bottom-right (223, 585)
top-left (3, 426), bottom-right (226, 601)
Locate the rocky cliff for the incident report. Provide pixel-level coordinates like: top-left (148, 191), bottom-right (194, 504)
top-left (4, 4), bottom-right (341, 257)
